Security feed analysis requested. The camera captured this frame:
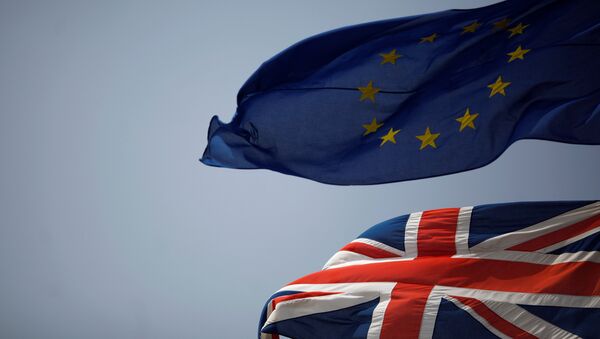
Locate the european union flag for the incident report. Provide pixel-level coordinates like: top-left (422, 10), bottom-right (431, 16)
top-left (201, 0), bottom-right (600, 185)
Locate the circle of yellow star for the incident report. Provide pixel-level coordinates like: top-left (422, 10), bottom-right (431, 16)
top-left (487, 76), bottom-right (511, 97)
top-left (462, 21), bottom-right (481, 34)
top-left (508, 23), bottom-right (529, 38)
top-left (507, 45), bottom-right (531, 63)
top-left (420, 33), bottom-right (438, 43)
top-left (358, 81), bottom-right (381, 102)
top-left (493, 17), bottom-right (511, 30)
top-left (362, 118), bottom-right (384, 136)
top-left (379, 128), bottom-right (400, 147)
top-left (416, 127), bottom-right (440, 150)
top-left (379, 49), bottom-right (402, 65)
top-left (456, 108), bottom-right (479, 132)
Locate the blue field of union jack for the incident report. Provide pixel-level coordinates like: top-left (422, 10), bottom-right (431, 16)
top-left (259, 201), bottom-right (600, 339)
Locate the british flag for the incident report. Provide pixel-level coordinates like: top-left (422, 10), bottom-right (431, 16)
top-left (259, 201), bottom-right (600, 338)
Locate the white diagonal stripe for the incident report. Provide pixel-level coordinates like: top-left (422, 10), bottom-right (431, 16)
top-left (352, 238), bottom-right (405, 256)
top-left (263, 293), bottom-right (376, 327)
top-left (444, 296), bottom-right (511, 339)
top-left (323, 251), bottom-right (372, 270)
top-left (471, 201), bottom-right (600, 252)
top-left (538, 227), bottom-right (600, 253)
top-left (482, 300), bottom-right (580, 339)
top-left (264, 282), bottom-right (397, 330)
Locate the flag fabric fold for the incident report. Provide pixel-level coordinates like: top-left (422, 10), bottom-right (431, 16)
top-left (201, 0), bottom-right (600, 185)
top-left (259, 200), bottom-right (600, 339)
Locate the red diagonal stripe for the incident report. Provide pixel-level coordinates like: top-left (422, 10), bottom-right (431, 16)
top-left (271, 291), bottom-right (340, 309)
top-left (340, 242), bottom-right (400, 259)
top-left (509, 213), bottom-right (600, 252)
top-left (452, 296), bottom-right (537, 339)
top-left (417, 208), bottom-right (460, 257)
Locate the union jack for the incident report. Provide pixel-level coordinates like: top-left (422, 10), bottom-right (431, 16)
top-left (259, 201), bottom-right (600, 338)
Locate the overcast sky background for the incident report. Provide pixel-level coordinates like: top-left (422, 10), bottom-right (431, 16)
top-left (1, 0), bottom-right (599, 338)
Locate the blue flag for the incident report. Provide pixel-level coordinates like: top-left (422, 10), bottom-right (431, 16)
top-left (201, 0), bottom-right (600, 185)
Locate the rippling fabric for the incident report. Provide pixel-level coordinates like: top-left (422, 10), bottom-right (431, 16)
top-left (201, 0), bottom-right (600, 185)
top-left (259, 201), bottom-right (600, 338)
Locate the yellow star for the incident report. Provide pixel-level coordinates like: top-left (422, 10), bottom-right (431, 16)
top-left (487, 76), bottom-right (511, 97)
top-left (379, 49), bottom-right (402, 65)
top-left (493, 17), bottom-right (511, 30)
top-left (420, 33), bottom-right (438, 43)
top-left (358, 81), bottom-right (381, 102)
top-left (456, 108), bottom-right (479, 132)
top-left (507, 45), bottom-right (530, 62)
top-left (362, 118), bottom-right (384, 136)
top-left (379, 128), bottom-right (400, 147)
top-left (508, 23), bottom-right (529, 38)
top-left (462, 21), bottom-right (481, 34)
top-left (416, 127), bottom-right (440, 150)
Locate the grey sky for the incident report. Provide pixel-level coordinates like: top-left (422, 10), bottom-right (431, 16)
top-left (0, 0), bottom-right (598, 338)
